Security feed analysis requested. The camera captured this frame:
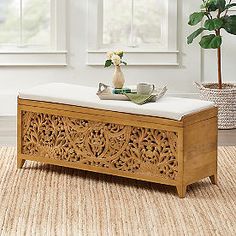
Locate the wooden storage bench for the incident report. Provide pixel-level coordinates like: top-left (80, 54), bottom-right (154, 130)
top-left (17, 83), bottom-right (218, 198)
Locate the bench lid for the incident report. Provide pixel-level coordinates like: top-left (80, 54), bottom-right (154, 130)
top-left (18, 83), bottom-right (215, 121)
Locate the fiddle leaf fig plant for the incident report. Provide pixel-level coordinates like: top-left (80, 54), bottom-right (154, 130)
top-left (187, 0), bottom-right (236, 89)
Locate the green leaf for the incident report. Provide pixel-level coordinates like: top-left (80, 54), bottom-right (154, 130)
top-left (225, 3), bottom-right (236, 10)
top-left (207, 0), bottom-right (218, 11)
top-left (204, 18), bottom-right (224, 30)
top-left (121, 61), bottom-right (127, 65)
top-left (188, 12), bottom-right (205, 26)
top-left (104, 60), bottom-right (112, 68)
top-left (199, 34), bottom-right (222, 49)
top-left (223, 15), bottom-right (236, 35)
top-left (187, 28), bottom-right (205, 44)
top-left (207, 0), bottom-right (226, 11)
top-left (216, 0), bottom-right (226, 11)
top-left (119, 52), bottom-right (124, 59)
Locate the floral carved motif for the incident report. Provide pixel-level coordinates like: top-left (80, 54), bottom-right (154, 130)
top-left (22, 111), bottom-right (179, 180)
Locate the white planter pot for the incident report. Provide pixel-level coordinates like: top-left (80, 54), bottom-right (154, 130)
top-left (196, 83), bottom-right (236, 129)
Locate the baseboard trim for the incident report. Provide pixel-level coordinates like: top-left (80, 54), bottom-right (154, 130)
top-left (168, 93), bottom-right (200, 99)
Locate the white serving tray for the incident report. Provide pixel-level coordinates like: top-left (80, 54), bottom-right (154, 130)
top-left (96, 83), bottom-right (167, 102)
top-left (97, 93), bottom-right (130, 101)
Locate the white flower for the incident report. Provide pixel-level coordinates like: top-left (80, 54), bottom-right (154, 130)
top-left (115, 51), bottom-right (123, 56)
top-left (111, 54), bottom-right (121, 66)
top-left (106, 51), bottom-right (114, 60)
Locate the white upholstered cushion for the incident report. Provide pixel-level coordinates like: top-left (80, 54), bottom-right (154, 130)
top-left (18, 83), bottom-right (215, 121)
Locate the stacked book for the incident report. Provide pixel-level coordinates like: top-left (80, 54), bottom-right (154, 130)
top-left (112, 88), bottom-right (132, 94)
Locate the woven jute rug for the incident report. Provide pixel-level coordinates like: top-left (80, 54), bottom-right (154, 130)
top-left (0, 147), bottom-right (235, 236)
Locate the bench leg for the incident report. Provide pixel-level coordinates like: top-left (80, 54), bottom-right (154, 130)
top-left (209, 174), bottom-right (217, 185)
top-left (17, 158), bottom-right (25, 169)
top-left (176, 185), bottom-right (187, 198)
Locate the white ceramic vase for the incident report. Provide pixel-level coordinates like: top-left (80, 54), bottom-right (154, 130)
top-left (113, 66), bottom-right (125, 89)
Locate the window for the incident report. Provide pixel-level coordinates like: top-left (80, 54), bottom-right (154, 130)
top-left (88, 0), bottom-right (178, 66)
top-left (0, 0), bottom-right (67, 66)
top-left (103, 0), bottom-right (168, 49)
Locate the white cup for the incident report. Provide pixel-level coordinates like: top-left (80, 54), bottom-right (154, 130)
top-left (137, 83), bottom-right (155, 95)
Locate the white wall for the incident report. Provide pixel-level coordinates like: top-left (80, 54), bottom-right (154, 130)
top-left (0, 0), bottom-right (235, 116)
top-left (203, 28), bottom-right (236, 83)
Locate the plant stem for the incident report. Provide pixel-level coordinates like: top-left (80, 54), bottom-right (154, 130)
top-left (217, 46), bottom-right (223, 89)
top-left (216, 8), bottom-right (223, 90)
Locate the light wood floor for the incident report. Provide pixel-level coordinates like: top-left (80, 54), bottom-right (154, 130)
top-left (0, 117), bottom-right (235, 146)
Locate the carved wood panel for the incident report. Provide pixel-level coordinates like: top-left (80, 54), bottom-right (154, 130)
top-left (21, 111), bottom-right (179, 180)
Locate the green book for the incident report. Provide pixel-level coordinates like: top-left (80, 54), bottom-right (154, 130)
top-left (112, 88), bottom-right (131, 94)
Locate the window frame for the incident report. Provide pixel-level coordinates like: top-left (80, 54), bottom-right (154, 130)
top-left (0, 0), bottom-right (67, 66)
top-left (87, 0), bottom-right (179, 66)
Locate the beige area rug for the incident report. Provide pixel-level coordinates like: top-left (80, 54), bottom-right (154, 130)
top-left (0, 147), bottom-right (236, 236)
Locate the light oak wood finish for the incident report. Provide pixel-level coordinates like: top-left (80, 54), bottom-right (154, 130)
top-left (182, 116), bottom-right (218, 195)
top-left (17, 98), bottom-right (218, 198)
top-left (1, 117), bottom-right (234, 146)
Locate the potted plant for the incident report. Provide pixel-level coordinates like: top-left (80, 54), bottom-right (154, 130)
top-left (187, 0), bottom-right (236, 129)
